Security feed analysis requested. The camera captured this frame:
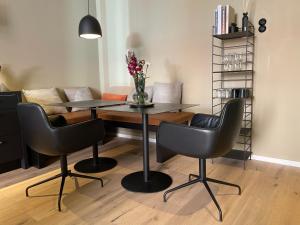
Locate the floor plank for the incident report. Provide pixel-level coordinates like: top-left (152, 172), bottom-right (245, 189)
top-left (0, 138), bottom-right (300, 225)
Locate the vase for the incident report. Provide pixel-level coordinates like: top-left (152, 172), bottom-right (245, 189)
top-left (133, 75), bottom-right (148, 105)
top-left (242, 12), bottom-right (249, 32)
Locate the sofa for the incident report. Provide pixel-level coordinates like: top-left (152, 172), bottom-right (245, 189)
top-left (21, 83), bottom-right (194, 167)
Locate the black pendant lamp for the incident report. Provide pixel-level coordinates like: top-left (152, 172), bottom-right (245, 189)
top-left (79, 0), bottom-right (102, 39)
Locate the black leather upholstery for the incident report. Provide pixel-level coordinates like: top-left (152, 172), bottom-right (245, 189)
top-left (191, 113), bottom-right (220, 128)
top-left (17, 103), bottom-right (106, 211)
top-left (157, 99), bottom-right (244, 221)
top-left (157, 99), bottom-right (244, 159)
top-left (17, 103), bottom-right (105, 156)
top-left (48, 115), bottom-right (68, 127)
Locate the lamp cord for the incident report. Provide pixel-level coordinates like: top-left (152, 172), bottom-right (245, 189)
top-left (88, 0), bottom-right (90, 15)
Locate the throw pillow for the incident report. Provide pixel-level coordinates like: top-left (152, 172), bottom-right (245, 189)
top-left (64, 87), bottom-right (94, 111)
top-left (102, 93), bottom-right (127, 101)
top-left (23, 88), bottom-right (67, 115)
top-left (152, 82), bottom-right (183, 104)
top-left (0, 83), bottom-right (9, 92)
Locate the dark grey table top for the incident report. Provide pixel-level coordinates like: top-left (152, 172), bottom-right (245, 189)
top-left (49, 100), bottom-right (126, 108)
top-left (50, 100), bottom-right (198, 115)
top-left (99, 103), bottom-right (198, 115)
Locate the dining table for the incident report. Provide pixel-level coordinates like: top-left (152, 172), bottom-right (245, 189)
top-left (51, 100), bottom-right (197, 193)
top-left (98, 102), bottom-right (197, 193)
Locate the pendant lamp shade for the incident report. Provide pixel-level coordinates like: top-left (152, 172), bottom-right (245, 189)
top-left (79, 15), bottom-right (102, 39)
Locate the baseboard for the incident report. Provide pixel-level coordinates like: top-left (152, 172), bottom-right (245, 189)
top-left (116, 132), bottom-right (300, 168)
top-left (116, 133), bottom-right (157, 143)
top-left (251, 155), bottom-right (300, 168)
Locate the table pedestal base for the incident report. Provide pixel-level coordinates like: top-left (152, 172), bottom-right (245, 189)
top-left (74, 157), bottom-right (117, 173)
top-left (121, 171), bottom-right (172, 193)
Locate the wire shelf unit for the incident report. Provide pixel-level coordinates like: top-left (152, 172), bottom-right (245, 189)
top-left (212, 23), bottom-right (255, 169)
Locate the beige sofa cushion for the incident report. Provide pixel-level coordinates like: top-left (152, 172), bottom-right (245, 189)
top-left (23, 88), bottom-right (67, 115)
top-left (152, 82), bottom-right (182, 104)
top-left (64, 87), bottom-right (94, 111)
top-left (0, 82), bottom-right (9, 92)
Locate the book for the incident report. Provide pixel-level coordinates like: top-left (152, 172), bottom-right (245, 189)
top-left (222, 6), bottom-right (226, 34)
top-left (214, 9), bottom-right (218, 34)
top-left (217, 5), bottom-right (222, 35)
top-left (225, 5), bottom-right (236, 34)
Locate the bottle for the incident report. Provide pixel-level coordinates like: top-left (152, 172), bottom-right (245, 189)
top-left (242, 12), bottom-right (249, 32)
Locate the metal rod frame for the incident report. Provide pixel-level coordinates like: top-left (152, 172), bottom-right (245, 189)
top-left (211, 23), bottom-right (254, 169)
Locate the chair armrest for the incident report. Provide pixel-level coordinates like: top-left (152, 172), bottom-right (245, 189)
top-left (157, 122), bottom-right (218, 159)
top-left (53, 119), bottom-right (105, 154)
top-left (191, 113), bottom-right (220, 128)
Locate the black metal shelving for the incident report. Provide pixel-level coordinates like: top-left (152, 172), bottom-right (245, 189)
top-left (212, 23), bottom-right (254, 169)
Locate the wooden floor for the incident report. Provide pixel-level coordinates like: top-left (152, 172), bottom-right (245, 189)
top-left (0, 138), bottom-right (300, 225)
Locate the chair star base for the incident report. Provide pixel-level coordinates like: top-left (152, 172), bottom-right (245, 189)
top-left (25, 156), bottom-right (104, 211)
top-left (163, 159), bottom-right (241, 222)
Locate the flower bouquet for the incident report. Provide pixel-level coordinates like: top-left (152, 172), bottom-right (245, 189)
top-left (126, 50), bottom-right (150, 105)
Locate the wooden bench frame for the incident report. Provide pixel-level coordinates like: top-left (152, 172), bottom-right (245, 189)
top-left (62, 110), bottom-right (194, 132)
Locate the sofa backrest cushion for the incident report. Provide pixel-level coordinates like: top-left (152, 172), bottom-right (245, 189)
top-left (64, 87), bottom-right (94, 111)
top-left (23, 88), bottom-right (67, 115)
top-left (152, 82), bottom-right (183, 104)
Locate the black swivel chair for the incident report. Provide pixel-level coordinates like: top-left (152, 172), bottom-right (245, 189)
top-left (157, 99), bottom-right (244, 221)
top-left (17, 103), bottom-right (106, 211)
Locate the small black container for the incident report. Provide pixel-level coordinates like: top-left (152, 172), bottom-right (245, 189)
top-left (229, 23), bottom-right (239, 33)
top-left (231, 89), bottom-right (241, 98)
top-left (231, 88), bottom-right (250, 98)
top-left (240, 88), bottom-right (250, 98)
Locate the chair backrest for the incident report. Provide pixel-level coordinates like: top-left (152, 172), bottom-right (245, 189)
top-left (17, 103), bottom-right (58, 156)
top-left (212, 99), bottom-right (244, 157)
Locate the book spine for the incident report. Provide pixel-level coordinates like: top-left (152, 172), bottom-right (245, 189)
top-left (226, 5), bottom-right (229, 34)
top-left (217, 5), bottom-right (222, 34)
top-left (222, 6), bottom-right (226, 34)
top-left (214, 9), bottom-right (218, 34)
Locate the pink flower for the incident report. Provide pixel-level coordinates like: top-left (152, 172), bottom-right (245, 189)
top-left (126, 49), bottom-right (150, 78)
top-left (136, 66), bottom-right (142, 72)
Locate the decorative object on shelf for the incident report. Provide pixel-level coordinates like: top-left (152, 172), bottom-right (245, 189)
top-left (216, 89), bottom-right (232, 99)
top-left (216, 88), bottom-right (251, 99)
top-left (258, 18), bottom-right (267, 33)
top-left (229, 23), bottom-right (239, 33)
top-left (79, 0), bottom-right (102, 39)
top-left (126, 50), bottom-right (151, 106)
top-left (242, 0), bottom-right (251, 32)
top-left (242, 12), bottom-right (249, 32)
top-left (222, 53), bottom-right (244, 71)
